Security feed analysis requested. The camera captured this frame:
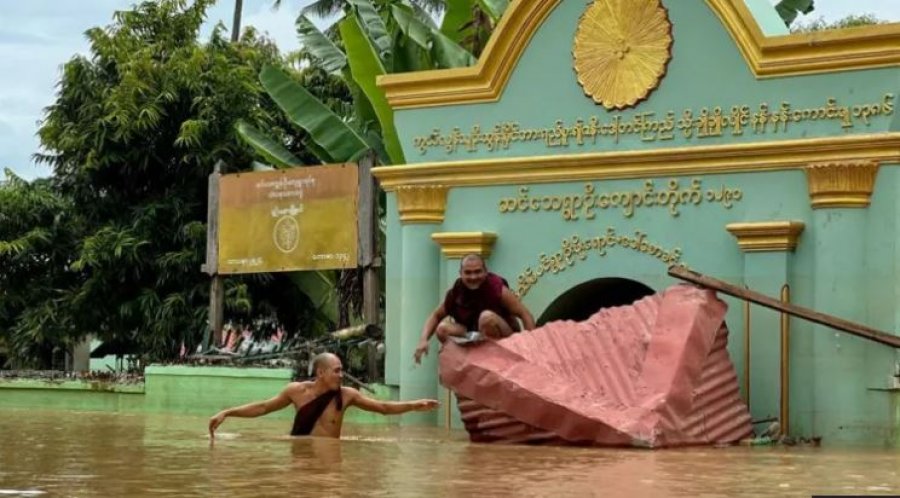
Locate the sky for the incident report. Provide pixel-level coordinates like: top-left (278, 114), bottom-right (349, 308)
top-left (1, 0), bottom-right (899, 181)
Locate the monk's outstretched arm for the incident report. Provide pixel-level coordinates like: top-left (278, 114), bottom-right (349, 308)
top-left (208, 387), bottom-right (293, 437)
top-left (347, 388), bottom-right (438, 415)
top-left (415, 303), bottom-right (447, 363)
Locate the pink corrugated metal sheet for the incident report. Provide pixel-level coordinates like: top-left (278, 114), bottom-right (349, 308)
top-left (440, 284), bottom-right (753, 448)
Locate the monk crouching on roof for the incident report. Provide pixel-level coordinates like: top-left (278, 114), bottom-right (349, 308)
top-left (208, 353), bottom-right (438, 438)
top-left (414, 254), bottom-right (536, 364)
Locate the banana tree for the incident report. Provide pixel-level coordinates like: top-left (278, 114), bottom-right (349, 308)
top-left (235, 0), bottom-right (501, 328)
top-left (239, 0), bottom-right (484, 165)
top-left (277, 0), bottom-right (446, 20)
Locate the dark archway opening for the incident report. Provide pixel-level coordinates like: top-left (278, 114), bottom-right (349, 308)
top-left (537, 278), bottom-right (656, 326)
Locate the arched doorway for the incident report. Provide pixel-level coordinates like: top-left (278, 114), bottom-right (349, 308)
top-left (537, 277), bottom-right (655, 326)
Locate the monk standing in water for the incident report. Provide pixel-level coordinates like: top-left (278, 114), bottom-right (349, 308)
top-left (208, 353), bottom-right (438, 438)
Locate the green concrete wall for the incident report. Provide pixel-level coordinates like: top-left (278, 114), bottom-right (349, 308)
top-left (0, 366), bottom-right (399, 426)
top-left (0, 379), bottom-right (145, 413)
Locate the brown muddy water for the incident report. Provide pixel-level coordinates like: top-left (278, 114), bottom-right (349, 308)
top-left (0, 409), bottom-right (898, 497)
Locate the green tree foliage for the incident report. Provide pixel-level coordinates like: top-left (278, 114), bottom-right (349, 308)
top-left (791, 13), bottom-right (887, 33)
top-left (0, 171), bottom-right (81, 368)
top-left (277, 0), bottom-right (446, 20)
top-left (18, 0), bottom-right (349, 363)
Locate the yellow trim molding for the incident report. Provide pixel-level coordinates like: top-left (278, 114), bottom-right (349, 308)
top-left (373, 133), bottom-right (900, 190)
top-left (710, 0), bottom-right (900, 78)
top-left (395, 185), bottom-right (449, 224)
top-left (376, 0), bottom-right (900, 109)
top-left (804, 160), bottom-right (880, 209)
top-left (431, 232), bottom-right (498, 259)
top-left (726, 221), bottom-right (805, 252)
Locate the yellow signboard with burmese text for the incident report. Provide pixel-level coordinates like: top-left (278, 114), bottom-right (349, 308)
top-left (217, 165), bottom-right (358, 274)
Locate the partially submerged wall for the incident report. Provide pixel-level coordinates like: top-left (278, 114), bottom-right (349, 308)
top-left (0, 366), bottom-right (398, 426)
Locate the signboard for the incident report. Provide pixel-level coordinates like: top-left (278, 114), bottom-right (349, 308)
top-left (217, 165), bottom-right (359, 274)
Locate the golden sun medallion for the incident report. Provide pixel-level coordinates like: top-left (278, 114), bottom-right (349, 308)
top-left (573, 0), bottom-right (674, 110)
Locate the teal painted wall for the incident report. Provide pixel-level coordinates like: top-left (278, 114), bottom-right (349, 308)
top-left (439, 169), bottom-right (810, 323)
top-left (396, 0), bottom-right (897, 165)
top-left (381, 0), bottom-right (900, 444)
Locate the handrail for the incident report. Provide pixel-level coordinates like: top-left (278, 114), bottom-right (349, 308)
top-left (668, 266), bottom-right (900, 349)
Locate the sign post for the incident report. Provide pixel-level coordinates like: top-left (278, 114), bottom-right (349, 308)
top-left (203, 161), bottom-right (224, 351)
top-left (357, 153), bottom-right (380, 380)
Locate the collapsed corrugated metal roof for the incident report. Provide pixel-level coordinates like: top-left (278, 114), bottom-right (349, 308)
top-left (440, 284), bottom-right (753, 448)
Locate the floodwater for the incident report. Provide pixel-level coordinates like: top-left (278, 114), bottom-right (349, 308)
top-left (1, 410), bottom-right (898, 497)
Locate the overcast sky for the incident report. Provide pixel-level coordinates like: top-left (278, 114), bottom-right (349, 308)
top-left (1, 0), bottom-right (898, 180)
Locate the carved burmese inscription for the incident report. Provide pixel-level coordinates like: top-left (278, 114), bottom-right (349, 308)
top-left (412, 94), bottom-right (895, 156)
top-left (505, 177), bottom-right (745, 296)
top-left (516, 230), bottom-right (682, 297)
top-left (498, 178), bottom-right (742, 220)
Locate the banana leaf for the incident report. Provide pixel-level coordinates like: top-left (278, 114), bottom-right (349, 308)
top-left (300, 136), bottom-right (333, 164)
top-left (295, 15), bottom-right (347, 74)
top-left (476, 0), bottom-right (507, 23)
top-left (340, 14), bottom-right (405, 164)
top-left (391, 30), bottom-right (428, 73)
top-left (407, 1), bottom-right (439, 29)
top-left (235, 120), bottom-right (302, 168)
top-left (287, 271), bottom-right (338, 326)
top-left (347, 0), bottom-right (392, 66)
top-left (259, 65), bottom-right (368, 162)
top-left (391, 5), bottom-right (475, 69)
top-left (441, 0), bottom-right (475, 43)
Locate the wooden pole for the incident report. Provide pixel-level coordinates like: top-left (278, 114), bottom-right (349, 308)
top-left (231, 0), bottom-right (243, 43)
top-left (668, 265), bottom-right (900, 349)
top-left (780, 284), bottom-right (791, 436)
top-left (742, 291), bottom-right (751, 405)
top-left (357, 152), bottom-right (381, 381)
top-left (204, 161), bottom-right (225, 352)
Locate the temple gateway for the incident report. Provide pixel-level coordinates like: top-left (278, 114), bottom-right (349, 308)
top-left (372, 0), bottom-right (900, 446)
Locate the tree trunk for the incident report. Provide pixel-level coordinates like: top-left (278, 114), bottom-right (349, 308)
top-left (231, 0), bottom-right (244, 43)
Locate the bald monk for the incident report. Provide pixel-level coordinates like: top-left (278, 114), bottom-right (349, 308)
top-left (414, 254), bottom-right (536, 364)
top-left (208, 353), bottom-right (438, 438)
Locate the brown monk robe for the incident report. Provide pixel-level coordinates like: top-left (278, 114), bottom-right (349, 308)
top-left (209, 353), bottom-right (438, 439)
top-left (290, 389), bottom-right (342, 436)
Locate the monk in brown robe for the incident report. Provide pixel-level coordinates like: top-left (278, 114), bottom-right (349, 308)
top-left (414, 254), bottom-right (536, 364)
top-left (208, 353), bottom-right (438, 438)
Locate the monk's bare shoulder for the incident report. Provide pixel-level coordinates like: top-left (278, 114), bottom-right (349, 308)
top-left (340, 386), bottom-right (361, 404)
top-left (284, 381), bottom-right (313, 396)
